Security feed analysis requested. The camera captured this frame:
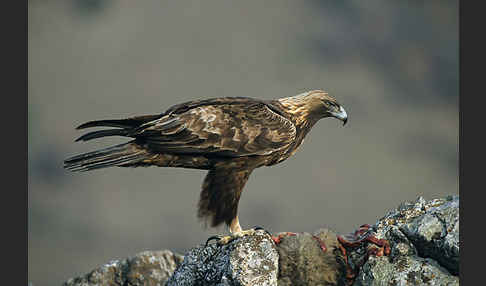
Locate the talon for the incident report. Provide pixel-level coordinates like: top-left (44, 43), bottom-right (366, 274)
top-left (205, 234), bottom-right (236, 246)
top-left (218, 235), bottom-right (234, 245)
top-left (206, 228), bottom-right (261, 246)
top-left (205, 235), bottom-right (223, 247)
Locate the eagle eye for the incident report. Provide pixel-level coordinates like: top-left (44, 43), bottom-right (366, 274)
top-left (326, 101), bottom-right (338, 109)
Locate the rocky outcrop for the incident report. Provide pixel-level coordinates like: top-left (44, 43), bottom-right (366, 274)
top-left (63, 250), bottom-right (184, 286)
top-left (350, 195), bottom-right (459, 285)
top-left (63, 195), bottom-right (459, 286)
top-left (166, 231), bottom-right (279, 286)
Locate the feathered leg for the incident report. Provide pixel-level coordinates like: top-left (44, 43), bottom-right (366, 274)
top-left (199, 167), bottom-right (266, 245)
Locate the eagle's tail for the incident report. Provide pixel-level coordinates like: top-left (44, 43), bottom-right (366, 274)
top-left (64, 141), bottom-right (149, 172)
top-left (74, 114), bottom-right (161, 142)
top-left (64, 114), bottom-right (161, 171)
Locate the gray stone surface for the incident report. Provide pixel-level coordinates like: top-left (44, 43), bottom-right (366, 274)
top-left (63, 196), bottom-right (459, 286)
top-left (354, 255), bottom-right (458, 286)
top-left (351, 195), bottom-right (459, 285)
top-left (63, 250), bottom-right (184, 286)
top-left (166, 230), bottom-right (278, 286)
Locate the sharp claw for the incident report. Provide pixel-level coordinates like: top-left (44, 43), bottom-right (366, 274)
top-left (205, 235), bottom-right (223, 247)
top-left (205, 228), bottom-right (266, 247)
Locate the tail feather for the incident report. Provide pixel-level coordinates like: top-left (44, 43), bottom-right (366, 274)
top-left (74, 114), bottom-right (161, 142)
top-left (75, 129), bottom-right (128, 142)
top-left (76, 115), bottom-right (161, 130)
top-left (66, 114), bottom-right (160, 171)
top-left (64, 142), bottom-right (148, 172)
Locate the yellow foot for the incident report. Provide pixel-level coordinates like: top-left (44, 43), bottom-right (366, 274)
top-left (205, 227), bottom-right (269, 246)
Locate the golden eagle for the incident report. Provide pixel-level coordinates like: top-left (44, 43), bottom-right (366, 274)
top-left (64, 90), bottom-right (348, 243)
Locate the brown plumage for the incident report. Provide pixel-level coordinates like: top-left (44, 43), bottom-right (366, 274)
top-left (64, 90), bottom-right (348, 235)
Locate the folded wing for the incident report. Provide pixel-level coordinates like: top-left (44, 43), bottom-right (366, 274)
top-left (135, 101), bottom-right (296, 157)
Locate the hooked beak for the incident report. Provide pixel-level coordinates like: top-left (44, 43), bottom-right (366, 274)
top-left (331, 106), bottom-right (348, 126)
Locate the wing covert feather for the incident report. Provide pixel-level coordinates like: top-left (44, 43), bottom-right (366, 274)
top-left (136, 102), bottom-right (296, 157)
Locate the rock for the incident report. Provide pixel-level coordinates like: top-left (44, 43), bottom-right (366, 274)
top-left (400, 196), bottom-right (460, 275)
top-left (63, 195), bottom-right (459, 286)
top-left (63, 250), bottom-right (184, 286)
top-left (276, 229), bottom-right (347, 286)
top-left (351, 195), bottom-right (459, 285)
top-left (166, 230), bottom-right (279, 286)
top-left (354, 255), bottom-right (458, 286)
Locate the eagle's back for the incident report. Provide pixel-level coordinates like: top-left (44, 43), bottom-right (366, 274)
top-left (138, 98), bottom-right (297, 161)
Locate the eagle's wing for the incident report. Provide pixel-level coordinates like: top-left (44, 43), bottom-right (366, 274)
top-left (134, 101), bottom-right (296, 157)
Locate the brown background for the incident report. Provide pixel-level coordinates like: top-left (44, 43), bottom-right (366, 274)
top-left (28, 1), bottom-right (458, 285)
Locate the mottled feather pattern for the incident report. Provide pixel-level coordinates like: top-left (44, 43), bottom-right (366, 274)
top-left (133, 102), bottom-right (296, 157)
top-left (64, 91), bottom-right (347, 229)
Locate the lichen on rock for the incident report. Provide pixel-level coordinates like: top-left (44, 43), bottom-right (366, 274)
top-left (166, 230), bottom-right (278, 286)
top-left (63, 250), bottom-right (184, 286)
top-left (62, 195), bottom-right (459, 286)
top-left (352, 195), bottom-right (459, 285)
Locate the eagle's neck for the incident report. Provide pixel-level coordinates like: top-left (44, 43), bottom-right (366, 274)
top-left (269, 98), bottom-right (319, 146)
top-left (264, 98), bottom-right (320, 166)
top-left (273, 95), bottom-right (320, 128)
top-left (277, 95), bottom-right (312, 124)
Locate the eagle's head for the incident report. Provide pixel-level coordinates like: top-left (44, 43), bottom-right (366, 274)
top-left (278, 90), bottom-right (348, 126)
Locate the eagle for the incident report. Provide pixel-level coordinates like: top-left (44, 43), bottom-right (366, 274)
top-left (64, 90), bottom-right (348, 243)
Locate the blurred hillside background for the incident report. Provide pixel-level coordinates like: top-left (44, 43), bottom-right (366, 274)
top-left (28, 1), bottom-right (458, 285)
